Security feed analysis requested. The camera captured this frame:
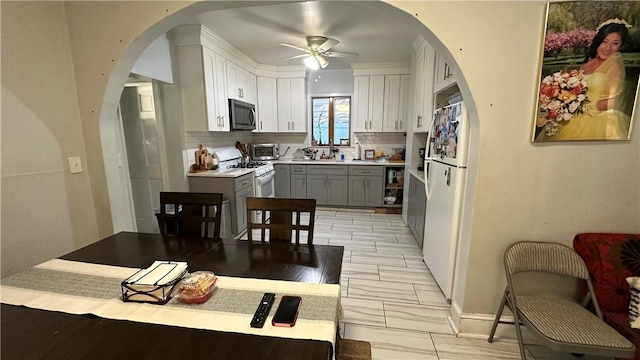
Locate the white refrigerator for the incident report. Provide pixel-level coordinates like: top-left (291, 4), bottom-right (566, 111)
top-left (423, 101), bottom-right (468, 301)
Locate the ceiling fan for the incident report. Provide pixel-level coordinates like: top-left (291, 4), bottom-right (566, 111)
top-left (280, 36), bottom-right (358, 70)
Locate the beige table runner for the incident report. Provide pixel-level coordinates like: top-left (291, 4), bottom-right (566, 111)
top-left (1, 259), bottom-right (340, 347)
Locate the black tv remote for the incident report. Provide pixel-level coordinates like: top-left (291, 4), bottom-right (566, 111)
top-left (250, 292), bottom-right (276, 328)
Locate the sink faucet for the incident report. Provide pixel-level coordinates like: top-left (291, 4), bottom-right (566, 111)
top-left (328, 139), bottom-right (339, 159)
top-left (329, 139), bottom-right (334, 158)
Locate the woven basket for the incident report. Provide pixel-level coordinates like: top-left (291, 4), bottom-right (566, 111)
top-left (337, 339), bottom-right (372, 360)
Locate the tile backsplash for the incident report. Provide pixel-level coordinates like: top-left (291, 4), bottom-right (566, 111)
top-left (184, 131), bottom-right (405, 166)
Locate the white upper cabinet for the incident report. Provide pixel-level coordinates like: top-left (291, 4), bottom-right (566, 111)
top-left (277, 78), bottom-right (306, 132)
top-left (256, 76), bottom-right (278, 132)
top-left (353, 75), bottom-right (384, 132)
top-left (226, 60), bottom-right (256, 104)
top-left (176, 44), bottom-right (229, 132)
top-left (433, 50), bottom-right (456, 93)
top-left (413, 43), bottom-right (435, 132)
top-left (354, 73), bottom-right (409, 133)
top-left (383, 74), bottom-right (410, 132)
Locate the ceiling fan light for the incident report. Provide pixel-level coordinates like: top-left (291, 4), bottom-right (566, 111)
top-left (304, 55), bottom-right (320, 70)
top-left (316, 55), bottom-right (329, 69)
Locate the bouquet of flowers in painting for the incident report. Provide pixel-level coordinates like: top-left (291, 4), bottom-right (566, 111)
top-left (537, 69), bottom-right (590, 136)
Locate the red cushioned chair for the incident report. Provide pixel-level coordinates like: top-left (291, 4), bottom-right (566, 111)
top-left (573, 233), bottom-right (640, 360)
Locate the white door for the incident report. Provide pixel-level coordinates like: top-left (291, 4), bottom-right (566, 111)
top-left (383, 75), bottom-right (401, 131)
top-left (289, 78), bottom-right (306, 132)
top-left (256, 76), bottom-right (278, 132)
top-left (368, 75), bottom-right (385, 132)
top-left (352, 76), bottom-right (370, 132)
top-left (120, 84), bottom-right (164, 233)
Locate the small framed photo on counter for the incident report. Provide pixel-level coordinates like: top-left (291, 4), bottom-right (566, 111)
top-left (364, 149), bottom-right (375, 160)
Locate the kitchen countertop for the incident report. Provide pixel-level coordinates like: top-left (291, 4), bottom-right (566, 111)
top-left (187, 168), bottom-right (255, 177)
top-left (274, 159), bottom-right (405, 166)
top-left (408, 168), bottom-right (425, 183)
top-left (187, 160), bottom-right (407, 177)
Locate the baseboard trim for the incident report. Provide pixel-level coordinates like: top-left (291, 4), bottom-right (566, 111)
top-left (453, 311), bottom-right (519, 341)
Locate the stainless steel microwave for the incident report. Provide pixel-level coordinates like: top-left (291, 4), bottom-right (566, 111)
top-left (229, 99), bottom-right (256, 131)
top-left (250, 143), bottom-right (280, 160)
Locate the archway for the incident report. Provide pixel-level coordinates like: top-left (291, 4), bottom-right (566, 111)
top-left (98, 0), bottom-right (480, 316)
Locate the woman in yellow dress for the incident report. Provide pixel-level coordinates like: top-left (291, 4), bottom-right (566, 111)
top-left (537, 19), bottom-right (632, 141)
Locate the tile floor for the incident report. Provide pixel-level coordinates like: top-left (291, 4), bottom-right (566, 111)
top-left (309, 208), bottom-right (615, 360)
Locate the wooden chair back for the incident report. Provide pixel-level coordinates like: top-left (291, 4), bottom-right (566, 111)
top-left (246, 197), bottom-right (316, 245)
top-left (158, 192), bottom-right (224, 238)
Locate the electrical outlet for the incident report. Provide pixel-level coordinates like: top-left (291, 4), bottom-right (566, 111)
top-left (68, 157), bottom-right (82, 174)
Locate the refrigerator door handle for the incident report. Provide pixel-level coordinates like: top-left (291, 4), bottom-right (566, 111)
top-left (424, 113), bottom-right (437, 201)
top-left (424, 157), bottom-right (433, 201)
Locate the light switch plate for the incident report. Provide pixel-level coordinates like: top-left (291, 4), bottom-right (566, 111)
top-left (68, 156), bottom-right (82, 174)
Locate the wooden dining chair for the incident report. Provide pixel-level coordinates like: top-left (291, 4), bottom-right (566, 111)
top-left (245, 197), bottom-right (316, 245)
top-left (158, 192), bottom-right (224, 238)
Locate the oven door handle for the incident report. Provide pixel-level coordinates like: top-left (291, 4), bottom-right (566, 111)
top-left (256, 171), bottom-right (275, 185)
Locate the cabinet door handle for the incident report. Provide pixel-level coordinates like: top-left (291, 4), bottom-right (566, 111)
top-left (444, 63), bottom-right (448, 80)
top-left (395, 120), bottom-right (398, 130)
top-left (291, 121), bottom-right (294, 131)
top-left (260, 121), bottom-right (263, 130)
top-left (400, 120), bottom-right (403, 129)
top-left (288, 122), bottom-right (291, 131)
top-left (417, 115), bottom-right (422, 127)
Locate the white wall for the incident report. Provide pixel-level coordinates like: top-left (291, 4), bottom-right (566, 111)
top-left (1, 1), bottom-right (100, 276)
top-left (307, 69), bottom-right (354, 95)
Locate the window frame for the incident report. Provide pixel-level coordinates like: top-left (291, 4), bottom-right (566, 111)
top-left (310, 95), bottom-right (352, 147)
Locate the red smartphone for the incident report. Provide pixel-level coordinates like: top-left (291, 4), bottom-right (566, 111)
top-left (272, 295), bottom-right (302, 327)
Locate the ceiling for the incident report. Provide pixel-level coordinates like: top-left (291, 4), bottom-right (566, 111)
top-left (193, 1), bottom-right (420, 70)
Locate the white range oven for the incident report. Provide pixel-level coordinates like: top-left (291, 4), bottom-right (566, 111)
top-left (254, 164), bottom-right (275, 198)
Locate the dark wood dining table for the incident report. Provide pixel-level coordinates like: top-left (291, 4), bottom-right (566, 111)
top-left (1, 232), bottom-right (344, 360)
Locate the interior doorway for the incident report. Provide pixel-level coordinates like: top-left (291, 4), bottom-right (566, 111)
top-left (119, 81), bottom-right (169, 233)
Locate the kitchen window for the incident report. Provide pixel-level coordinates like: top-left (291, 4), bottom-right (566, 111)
top-left (311, 96), bottom-right (351, 146)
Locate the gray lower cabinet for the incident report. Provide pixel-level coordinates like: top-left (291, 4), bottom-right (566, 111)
top-left (235, 182), bottom-right (253, 234)
top-left (188, 172), bottom-right (254, 236)
top-left (307, 174), bottom-right (326, 204)
top-left (306, 165), bottom-right (348, 206)
top-left (327, 176), bottom-right (348, 205)
top-left (407, 174), bottom-right (426, 245)
top-left (348, 166), bottom-right (384, 207)
top-left (274, 164), bottom-right (290, 197)
top-left (290, 165), bottom-right (307, 198)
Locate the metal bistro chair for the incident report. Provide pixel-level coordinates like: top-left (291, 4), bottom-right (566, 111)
top-left (158, 192), bottom-right (224, 238)
top-left (245, 197), bottom-right (316, 245)
top-left (487, 241), bottom-right (635, 359)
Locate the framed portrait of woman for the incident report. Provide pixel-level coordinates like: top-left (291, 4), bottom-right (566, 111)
top-left (532, 1), bottom-right (640, 142)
